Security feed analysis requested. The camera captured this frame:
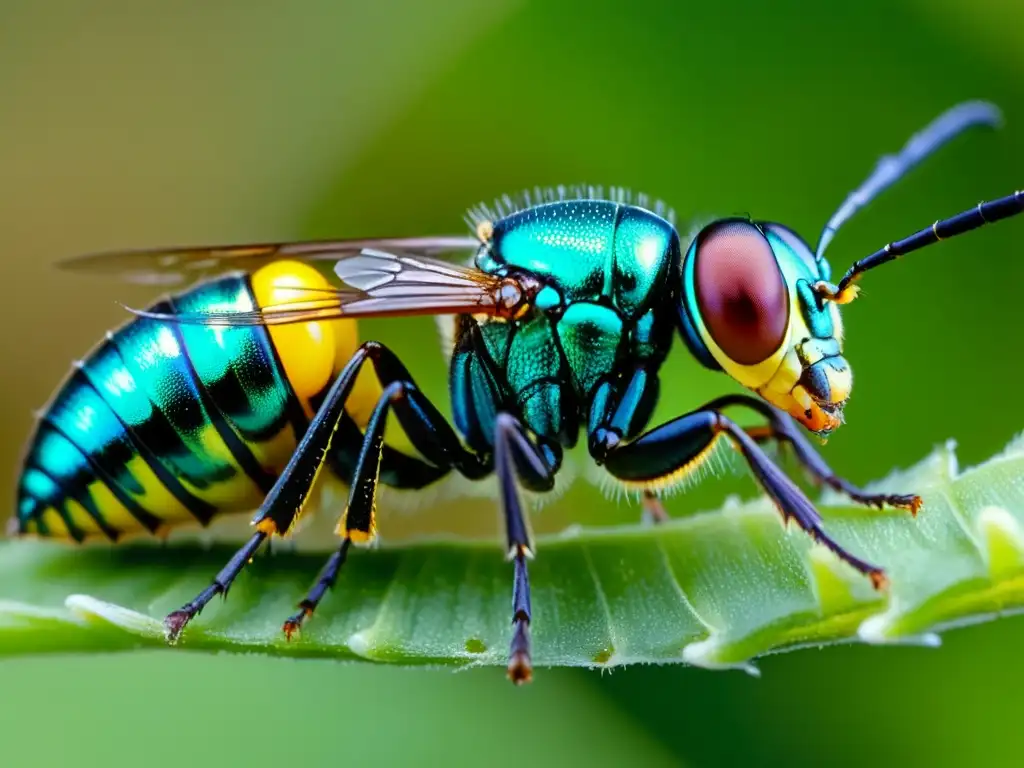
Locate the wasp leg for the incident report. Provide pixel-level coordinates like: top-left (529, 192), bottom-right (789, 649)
top-left (282, 539), bottom-right (351, 639)
top-left (281, 364), bottom-right (490, 637)
top-left (494, 413), bottom-right (557, 685)
top-left (706, 395), bottom-right (922, 514)
top-left (164, 341), bottom-right (485, 643)
top-left (163, 531), bottom-right (268, 640)
top-left (588, 366), bottom-right (665, 524)
top-left (594, 403), bottom-right (888, 590)
top-left (284, 403), bottom-right (556, 685)
top-left (641, 490), bottom-right (669, 524)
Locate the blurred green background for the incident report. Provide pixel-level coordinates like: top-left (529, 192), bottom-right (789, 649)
top-left (1, 0), bottom-right (1022, 765)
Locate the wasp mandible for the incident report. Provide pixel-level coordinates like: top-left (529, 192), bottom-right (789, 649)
top-left (15, 101), bottom-right (1023, 683)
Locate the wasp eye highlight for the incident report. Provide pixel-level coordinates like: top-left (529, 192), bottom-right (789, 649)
top-left (694, 220), bottom-right (789, 365)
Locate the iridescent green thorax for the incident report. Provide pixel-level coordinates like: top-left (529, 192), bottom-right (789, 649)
top-left (479, 200), bottom-right (680, 320)
top-left (457, 200), bottom-right (679, 446)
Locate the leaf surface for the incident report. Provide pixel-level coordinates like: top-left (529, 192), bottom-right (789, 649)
top-left (3, 436), bottom-right (1024, 672)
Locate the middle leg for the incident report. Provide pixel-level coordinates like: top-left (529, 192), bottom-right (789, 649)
top-left (494, 412), bottom-right (558, 684)
top-left (641, 490), bottom-right (669, 524)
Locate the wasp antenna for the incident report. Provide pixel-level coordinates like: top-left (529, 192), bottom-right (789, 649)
top-left (815, 101), bottom-right (1003, 262)
top-left (819, 189), bottom-right (1024, 302)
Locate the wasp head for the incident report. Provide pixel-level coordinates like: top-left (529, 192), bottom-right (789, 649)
top-left (677, 218), bottom-right (850, 436)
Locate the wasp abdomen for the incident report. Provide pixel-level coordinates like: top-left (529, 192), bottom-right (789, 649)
top-left (15, 262), bottom-right (373, 541)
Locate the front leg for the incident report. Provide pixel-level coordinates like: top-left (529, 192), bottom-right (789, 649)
top-left (592, 401), bottom-right (888, 589)
top-left (706, 394), bottom-right (922, 515)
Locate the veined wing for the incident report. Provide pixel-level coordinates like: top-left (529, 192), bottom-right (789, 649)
top-left (59, 235), bottom-right (481, 286)
top-left (128, 248), bottom-right (514, 327)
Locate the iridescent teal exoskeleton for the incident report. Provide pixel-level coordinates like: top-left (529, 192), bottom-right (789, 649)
top-left (15, 101), bottom-right (1024, 683)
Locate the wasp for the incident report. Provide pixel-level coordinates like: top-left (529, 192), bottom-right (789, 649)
top-left (14, 101), bottom-right (1023, 683)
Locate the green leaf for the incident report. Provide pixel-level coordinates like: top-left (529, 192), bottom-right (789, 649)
top-left (3, 434), bottom-right (1024, 673)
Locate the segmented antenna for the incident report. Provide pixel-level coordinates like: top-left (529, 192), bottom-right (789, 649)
top-left (815, 101), bottom-right (1003, 262)
top-left (816, 189), bottom-right (1024, 304)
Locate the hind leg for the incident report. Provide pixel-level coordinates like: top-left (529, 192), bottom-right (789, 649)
top-left (163, 341), bottom-right (486, 641)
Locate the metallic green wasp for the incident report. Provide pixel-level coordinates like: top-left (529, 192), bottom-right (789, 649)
top-left (15, 101), bottom-right (1023, 683)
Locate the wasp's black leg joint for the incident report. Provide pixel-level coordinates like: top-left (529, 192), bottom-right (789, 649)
top-left (164, 340), bottom-right (488, 645)
top-left (494, 412), bottom-right (556, 684)
top-left (508, 547), bottom-right (532, 685)
top-left (707, 394), bottom-right (922, 515)
top-left (277, 351), bottom-right (490, 637)
top-left (718, 416), bottom-right (889, 590)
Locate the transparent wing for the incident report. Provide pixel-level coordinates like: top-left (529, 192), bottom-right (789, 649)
top-left (59, 235), bottom-right (481, 286)
top-left (128, 248), bottom-right (505, 327)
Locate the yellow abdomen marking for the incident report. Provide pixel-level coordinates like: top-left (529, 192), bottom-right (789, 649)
top-left (251, 261), bottom-right (351, 417)
top-left (39, 509), bottom-right (70, 538)
top-left (252, 260), bottom-right (412, 462)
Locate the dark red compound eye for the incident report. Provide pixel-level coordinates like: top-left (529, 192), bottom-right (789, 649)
top-left (694, 220), bottom-right (789, 365)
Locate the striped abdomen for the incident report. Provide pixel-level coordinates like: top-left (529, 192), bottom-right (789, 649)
top-left (15, 261), bottom-right (377, 541)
